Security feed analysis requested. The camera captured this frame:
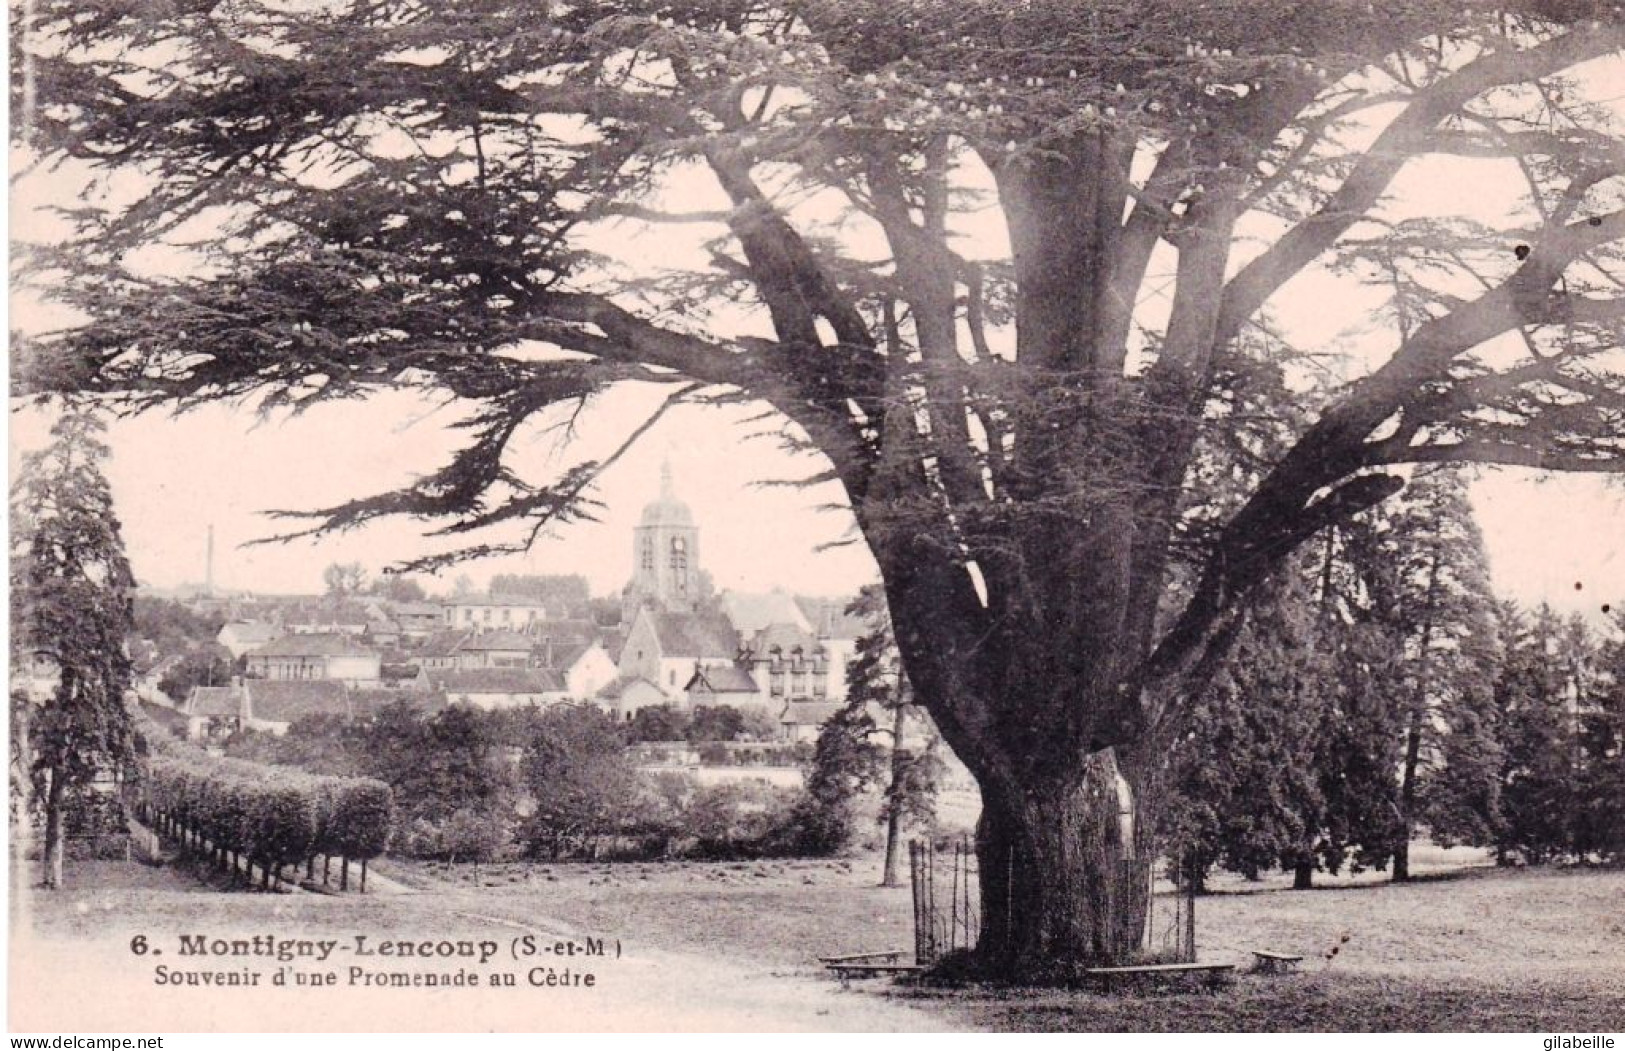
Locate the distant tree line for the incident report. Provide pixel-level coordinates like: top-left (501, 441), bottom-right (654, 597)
top-left (1162, 468), bottom-right (1625, 888)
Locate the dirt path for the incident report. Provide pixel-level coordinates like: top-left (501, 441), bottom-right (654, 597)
top-left (9, 862), bottom-right (954, 1033)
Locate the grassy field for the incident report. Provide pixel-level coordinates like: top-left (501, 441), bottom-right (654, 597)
top-left (11, 846), bottom-right (1624, 1032)
top-left (382, 849), bottom-right (1625, 1031)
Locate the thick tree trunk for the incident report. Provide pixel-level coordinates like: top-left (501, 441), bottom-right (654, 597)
top-left (42, 768), bottom-right (66, 890)
top-left (974, 749), bottom-right (1147, 979)
top-left (1293, 860), bottom-right (1314, 890)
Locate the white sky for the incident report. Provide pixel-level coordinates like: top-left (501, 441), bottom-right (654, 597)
top-left (6, 41), bottom-right (1623, 619)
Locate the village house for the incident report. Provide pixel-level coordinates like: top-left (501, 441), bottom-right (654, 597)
top-left (594, 675), bottom-right (668, 721)
top-left (436, 669), bottom-right (568, 709)
top-left (244, 633), bottom-right (381, 685)
top-left (367, 618), bottom-right (403, 648)
top-left (546, 640), bottom-right (619, 700)
top-left (443, 593), bottom-right (553, 632)
top-left (618, 607), bottom-right (739, 701)
top-left (283, 601), bottom-right (373, 636)
top-left (529, 619), bottom-right (602, 663)
top-left (717, 589), bottom-right (813, 638)
top-left (241, 680), bottom-right (349, 735)
top-left (215, 620), bottom-right (280, 659)
top-left (683, 664), bottom-right (765, 712)
top-left (388, 600), bottom-right (446, 639)
top-left (181, 684), bottom-right (247, 741)
top-left (414, 629), bottom-right (470, 672)
top-left (453, 629), bottom-right (535, 670)
top-left (779, 700), bottom-right (847, 744)
top-left (740, 622), bottom-right (832, 705)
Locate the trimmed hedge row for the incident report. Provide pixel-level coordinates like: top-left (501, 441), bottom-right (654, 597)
top-left (136, 717), bottom-right (393, 888)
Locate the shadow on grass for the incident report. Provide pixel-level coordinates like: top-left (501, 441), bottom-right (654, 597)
top-left (1189, 863), bottom-right (1502, 898)
top-left (876, 970), bottom-right (1625, 1032)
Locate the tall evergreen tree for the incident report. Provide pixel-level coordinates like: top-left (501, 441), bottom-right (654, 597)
top-left (1303, 615), bottom-right (1409, 887)
top-left (1367, 469), bottom-right (1503, 879)
top-left (9, 413), bottom-right (137, 888)
top-left (1493, 603), bottom-right (1582, 865)
top-left (1574, 609), bottom-right (1625, 863)
top-left (1270, 520), bottom-right (1408, 889)
top-left (1163, 570), bottom-right (1329, 890)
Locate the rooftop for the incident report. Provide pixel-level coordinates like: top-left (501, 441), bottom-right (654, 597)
top-left (186, 685), bottom-right (246, 719)
top-left (687, 664), bottom-right (760, 694)
top-left (648, 611), bottom-right (738, 659)
top-left (720, 590), bottom-right (813, 636)
top-left (457, 630), bottom-right (536, 652)
top-left (780, 700), bottom-right (846, 726)
top-left (437, 669), bottom-right (566, 694)
top-left (244, 680), bottom-right (348, 724)
top-left (249, 633), bottom-right (376, 659)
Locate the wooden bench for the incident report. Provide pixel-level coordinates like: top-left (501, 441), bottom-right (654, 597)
top-left (1251, 950), bottom-right (1304, 974)
top-left (819, 950), bottom-right (908, 966)
top-left (1083, 962), bottom-right (1236, 992)
top-left (819, 951), bottom-right (921, 983)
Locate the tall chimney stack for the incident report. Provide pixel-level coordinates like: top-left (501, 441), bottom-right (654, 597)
top-left (205, 524), bottom-right (215, 597)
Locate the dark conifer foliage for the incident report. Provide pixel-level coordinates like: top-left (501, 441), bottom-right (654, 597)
top-left (10, 413), bottom-right (138, 888)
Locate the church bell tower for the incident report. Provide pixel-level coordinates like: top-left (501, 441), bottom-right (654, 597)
top-left (623, 461), bottom-right (701, 617)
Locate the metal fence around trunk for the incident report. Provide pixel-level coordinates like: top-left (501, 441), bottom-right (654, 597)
top-left (910, 841), bottom-right (1198, 966)
top-left (909, 838), bottom-right (978, 964)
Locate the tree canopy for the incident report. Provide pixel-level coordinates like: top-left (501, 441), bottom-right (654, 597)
top-left (15, 0), bottom-right (1625, 969)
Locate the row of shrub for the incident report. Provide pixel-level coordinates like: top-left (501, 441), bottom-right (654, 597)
top-left (137, 718), bottom-right (394, 888)
top-left (217, 702), bottom-right (866, 865)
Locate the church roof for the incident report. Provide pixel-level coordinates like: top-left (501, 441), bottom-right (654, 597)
top-left (649, 612), bottom-right (738, 659)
